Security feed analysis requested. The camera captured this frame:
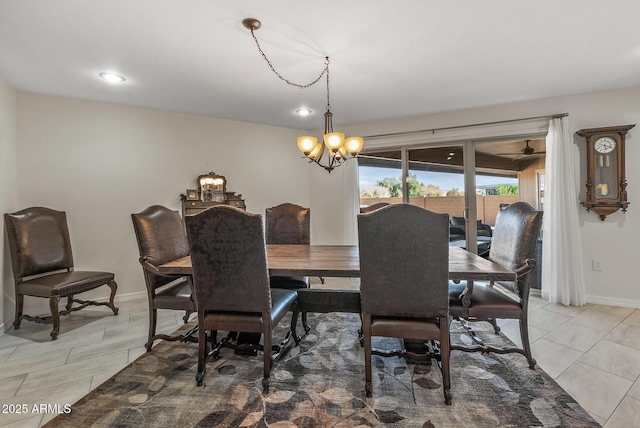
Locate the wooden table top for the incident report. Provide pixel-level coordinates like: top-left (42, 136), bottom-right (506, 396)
top-left (158, 244), bottom-right (516, 282)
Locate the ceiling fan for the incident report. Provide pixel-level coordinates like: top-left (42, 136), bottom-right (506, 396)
top-left (498, 140), bottom-right (546, 159)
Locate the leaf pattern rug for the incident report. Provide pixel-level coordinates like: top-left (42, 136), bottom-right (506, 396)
top-left (45, 313), bottom-right (600, 427)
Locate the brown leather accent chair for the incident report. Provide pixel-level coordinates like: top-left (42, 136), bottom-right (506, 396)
top-left (359, 202), bottom-right (390, 213)
top-left (265, 202), bottom-right (312, 333)
top-left (449, 201), bottom-right (543, 368)
top-left (131, 205), bottom-right (196, 352)
top-left (185, 205), bottom-right (298, 393)
top-left (358, 204), bottom-right (452, 404)
top-left (4, 207), bottom-right (118, 340)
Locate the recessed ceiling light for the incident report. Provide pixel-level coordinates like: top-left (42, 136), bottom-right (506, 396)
top-left (99, 72), bottom-right (126, 83)
top-left (296, 108), bottom-right (312, 116)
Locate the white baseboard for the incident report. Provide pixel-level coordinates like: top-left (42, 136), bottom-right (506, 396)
top-left (103, 290), bottom-right (147, 303)
top-left (531, 288), bottom-right (640, 309)
top-left (585, 294), bottom-right (640, 309)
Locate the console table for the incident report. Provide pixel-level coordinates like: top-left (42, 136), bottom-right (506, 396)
top-left (180, 172), bottom-right (246, 216)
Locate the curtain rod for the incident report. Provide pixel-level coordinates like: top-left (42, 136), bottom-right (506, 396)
top-left (363, 113), bottom-right (569, 140)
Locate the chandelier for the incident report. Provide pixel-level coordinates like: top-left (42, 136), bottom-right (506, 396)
top-left (242, 18), bottom-right (364, 173)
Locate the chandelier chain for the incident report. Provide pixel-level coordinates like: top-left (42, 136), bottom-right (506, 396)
top-left (248, 28), bottom-right (329, 90)
top-left (242, 17), bottom-right (363, 173)
top-left (325, 62), bottom-right (331, 112)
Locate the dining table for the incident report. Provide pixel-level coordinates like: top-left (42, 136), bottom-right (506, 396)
top-left (159, 244), bottom-right (516, 355)
top-left (158, 244), bottom-right (516, 314)
top-left (159, 244), bottom-right (514, 279)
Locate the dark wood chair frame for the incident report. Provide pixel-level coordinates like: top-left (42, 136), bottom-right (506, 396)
top-left (131, 205), bottom-right (197, 352)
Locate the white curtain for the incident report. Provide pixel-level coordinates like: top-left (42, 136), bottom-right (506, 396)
top-left (542, 117), bottom-right (587, 305)
top-left (342, 160), bottom-right (360, 245)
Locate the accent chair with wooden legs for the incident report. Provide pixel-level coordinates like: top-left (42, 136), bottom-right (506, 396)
top-left (4, 206), bottom-right (118, 340)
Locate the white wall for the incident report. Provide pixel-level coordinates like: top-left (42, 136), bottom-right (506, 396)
top-left (10, 93), bottom-right (310, 321)
top-left (0, 76), bottom-right (17, 333)
top-left (310, 87), bottom-right (640, 308)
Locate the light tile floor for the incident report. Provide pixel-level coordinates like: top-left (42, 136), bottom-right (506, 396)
top-left (0, 278), bottom-right (638, 427)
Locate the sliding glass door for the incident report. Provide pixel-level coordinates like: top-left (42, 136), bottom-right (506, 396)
top-left (358, 149), bottom-right (403, 207)
top-left (359, 139), bottom-right (524, 255)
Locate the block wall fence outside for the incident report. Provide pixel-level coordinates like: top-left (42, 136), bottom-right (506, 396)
top-left (360, 195), bottom-right (519, 226)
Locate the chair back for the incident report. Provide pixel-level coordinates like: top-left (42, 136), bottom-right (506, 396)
top-left (359, 202), bottom-right (390, 213)
top-left (450, 216), bottom-right (466, 226)
top-left (357, 204), bottom-right (449, 318)
top-left (131, 205), bottom-right (190, 289)
top-left (4, 207), bottom-right (74, 279)
top-left (489, 202), bottom-right (543, 294)
top-left (185, 205), bottom-right (270, 312)
top-left (265, 203), bottom-right (310, 245)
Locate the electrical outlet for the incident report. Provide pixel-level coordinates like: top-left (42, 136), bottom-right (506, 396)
top-left (592, 260), bottom-right (602, 271)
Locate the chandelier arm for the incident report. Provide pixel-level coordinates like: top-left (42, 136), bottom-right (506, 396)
top-left (248, 28), bottom-right (329, 89)
top-left (310, 156), bottom-right (338, 173)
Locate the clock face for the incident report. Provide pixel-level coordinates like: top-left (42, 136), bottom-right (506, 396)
top-left (594, 137), bottom-right (616, 153)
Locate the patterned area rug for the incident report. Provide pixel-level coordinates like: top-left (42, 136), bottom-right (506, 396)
top-left (45, 313), bottom-right (599, 427)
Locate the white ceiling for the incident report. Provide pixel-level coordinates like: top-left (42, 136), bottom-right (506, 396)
top-left (1, 0), bottom-right (639, 131)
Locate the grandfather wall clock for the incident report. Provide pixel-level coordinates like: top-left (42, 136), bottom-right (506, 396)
top-left (576, 124), bottom-right (635, 221)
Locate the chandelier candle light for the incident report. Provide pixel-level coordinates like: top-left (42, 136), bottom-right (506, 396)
top-left (242, 18), bottom-right (364, 173)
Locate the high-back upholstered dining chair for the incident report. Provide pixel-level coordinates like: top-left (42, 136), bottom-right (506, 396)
top-left (449, 201), bottom-right (543, 368)
top-left (265, 202), bottom-right (311, 245)
top-left (265, 202), bottom-right (313, 333)
top-left (358, 204), bottom-right (452, 404)
top-left (4, 207), bottom-right (119, 340)
top-left (185, 205), bottom-right (299, 393)
top-left (359, 202), bottom-right (390, 213)
top-left (131, 205), bottom-right (197, 352)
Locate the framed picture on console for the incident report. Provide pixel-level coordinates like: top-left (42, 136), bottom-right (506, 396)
top-left (186, 189), bottom-right (199, 200)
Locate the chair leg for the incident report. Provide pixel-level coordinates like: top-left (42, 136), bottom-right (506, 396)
top-left (301, 312), bottom-right (310, 334)
top-left (65, 295), bottom-right (74, 312)
top-left (262, 316), bottom-right (272, 394)
top-left (439, 316), bottom-right (452, 405)
top-left (292, 308), bottom-right (301, 345)
top-left (182, 310), bottom-right (191, 324)
top-left (196, 313), bottom-right (207, 386)
top-left (519, 316), bottom-right (537, 369)
top-left (49, 296), bottom-right (61, 341)
top-left (145, 308), bottom-right (158, 352)
top-left (490, 318), bottom-right (501, 334)
top-left (106, 280), bottom-right (119, 315)
top-left (363, 313), bottom-right (373, 397)
top-left (13, 294), bottom-right (24, 330)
